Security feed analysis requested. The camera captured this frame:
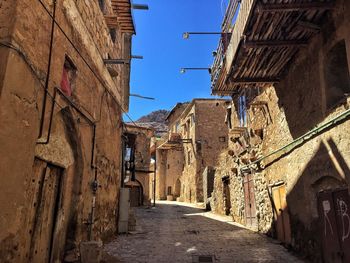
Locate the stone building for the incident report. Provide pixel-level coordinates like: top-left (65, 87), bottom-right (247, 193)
top-left (0, 0), bottom-right (136, 262)
top-left (157, 99), bottom-right (229, 203)
top-left (123, 124), bottom-right (154, 206)
top-left (210, 0), bottom-right (350, 262)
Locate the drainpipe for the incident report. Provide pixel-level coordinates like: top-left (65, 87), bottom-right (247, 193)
top-left (38, 0), bottom-right (57, 139)
top-left (153, 156), bottom-right (156, 207)
top-left (241, 108), bottom-right (350, 171)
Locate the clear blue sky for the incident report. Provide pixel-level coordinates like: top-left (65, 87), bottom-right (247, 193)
top-left (126, 0), bottom-right (229, 121)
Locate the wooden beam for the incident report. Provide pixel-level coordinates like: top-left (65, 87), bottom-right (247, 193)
top-left (244, 40), bottom-right (308, 48)
top-left (257, 2), bottom-right (335, 12)
top-left (229, 77), bottom-right (280, 84)
top-left (297, 21), bottom-right (321, 33)
top-left (212, 89), bottom-right (237, 96)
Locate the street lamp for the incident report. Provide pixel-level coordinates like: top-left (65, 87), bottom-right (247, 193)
top-left (132, 4), bottom-right (149, 10)
top-left (104, 59), bottom-right (129, 65)
top-left (183, 32), bottom-right (231, 39)
top-left (103, 55), bottom-right (143, 65)
top-left (180, 67), bottom-right (212, 74)
top-left (130, 93), bottom-right (155, 100)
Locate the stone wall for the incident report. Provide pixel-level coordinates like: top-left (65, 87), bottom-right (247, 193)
top-left (211, 1), bottom-right (350, 261)
top-left (0, 0), bottom-right (131, 261)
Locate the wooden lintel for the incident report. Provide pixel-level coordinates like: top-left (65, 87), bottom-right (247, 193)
top-left (257, 2), bottom-right (335, 12)
top-left (244, 40), bottom-right (308, 48)
top-left (212, 91), bottom-right (236, 96)
top-left (229, 78), bottom-right (280, 84)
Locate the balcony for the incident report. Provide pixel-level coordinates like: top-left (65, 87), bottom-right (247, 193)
top-left (158, 133), bottom-right (184, 151)
top-left (105, 0), bottom-right (135, 34)
top-left (211, 0), bottom-right (334, 96)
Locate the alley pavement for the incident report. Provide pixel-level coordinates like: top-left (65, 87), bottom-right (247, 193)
top-left (104, 201), bottom-right (304, 263)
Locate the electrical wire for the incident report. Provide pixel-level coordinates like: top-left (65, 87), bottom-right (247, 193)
top-left (35, 0), bottom-right (140, 127)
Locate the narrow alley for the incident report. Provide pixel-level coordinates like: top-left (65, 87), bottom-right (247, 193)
top-left (104, 202), bottom-right (302, 263)
top-left (1, 0), bottom-right (350, 262)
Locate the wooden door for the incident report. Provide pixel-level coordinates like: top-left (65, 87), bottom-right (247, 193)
top-left (333, 189), bottom-right (350, 263)
top-left (243, 173), bottom-right (256, 227)
top-left (272, 184), bottom-right (291, 244)
top-left (130, 186), bottom-right (141, 207)
top-left (29, 162), bottom-right (63, 263)
top-left (318, 189), bottom-right (350, 263)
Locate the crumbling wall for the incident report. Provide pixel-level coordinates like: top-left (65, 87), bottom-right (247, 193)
top-left (212, 1), bottom-right (350, 260)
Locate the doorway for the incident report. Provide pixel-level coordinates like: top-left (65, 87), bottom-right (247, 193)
top-left (318, 189), bottom-right (350, 263)
top-left (223, 179), bottom-right (231, 215)
top-left (243, 173), bottom-right (257, 228)
top-left (29, 159), bottom-right (63, 263)
top-left (271, 183), bottom-right (291, 244)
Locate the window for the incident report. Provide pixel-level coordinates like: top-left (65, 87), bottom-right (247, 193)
top-left (191, 114), bottom-right (195, 126)
top-left (324, 40), bottom-right (350, 109)
top-left (186, 119), bottom-right (191, 138)
top-left (109, 28), bottom-right (117, 43)
top-left (238, 95), bottom-right (247, 127)
top-left (98, 0), bottom-right (106, 14)
top-left (175, 121), bottom-right (180, 133)
top-left (167, 186), bottom-right (172, 195)
top-left (187, 151), bottom-right (191, 165)
top-left (60, 56), bottom-right (76, 96)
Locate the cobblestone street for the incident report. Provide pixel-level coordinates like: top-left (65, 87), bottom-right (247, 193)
top-left (104, 201), bottom-right (304, 263)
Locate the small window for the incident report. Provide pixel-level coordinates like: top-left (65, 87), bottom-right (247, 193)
top-left (324, 40), bottom-right (350, 109)
top-left (109, 28), bottom-right (117, 43)
top-left (191, 114), bottom-right (195, 126)
top-left (175, 121), bottom-right (180, 133)
top-left (60, 56), bottom-right (77, 96)
top-left (187, 151), bottom-right (191, 165)
top-left (167, 164), bottom-right (170, 169)
top-left (219, 136), bottom-right (226, 143)
top-left (238, 95), bottom-right (247, 127)
top-left (98, 0), bottom-right (106, 14)
top-left (167, 186), bottom-right (172, 195)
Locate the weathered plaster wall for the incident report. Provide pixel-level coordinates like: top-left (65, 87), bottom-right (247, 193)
top-left (0, 0), bottom-right (129, 261)
top-left (156, 149), bottom-right (167, 200)
top-left (165, 149), bottom-right (183, 198)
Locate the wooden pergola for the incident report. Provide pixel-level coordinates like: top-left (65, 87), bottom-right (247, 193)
top-left (212, 0), bottom-right (335, 96)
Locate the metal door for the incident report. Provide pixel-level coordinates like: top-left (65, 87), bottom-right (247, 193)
top-left (333, 190), bottom-right (350, 263)
top-left (29, 162), bottom-right (63, 263)
top-left (272, 184), bottom-right (291, 244)
top-left (318, 189), bottom-right (350, 263)
top-left (243, 173), bottom-right (256, 227)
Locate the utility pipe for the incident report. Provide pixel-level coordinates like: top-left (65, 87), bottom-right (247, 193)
top-left (38, 0), bottom-right (57, 139)
top-left (153, 157), bottom-right (156, 207)
top-left (242, 107), bottom-right (350, 171)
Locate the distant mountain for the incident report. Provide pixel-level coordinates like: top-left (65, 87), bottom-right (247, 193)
top-left (135, 110), bottom-right (170, 137)
top-left (137, 110), bottom-right (169, 123)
